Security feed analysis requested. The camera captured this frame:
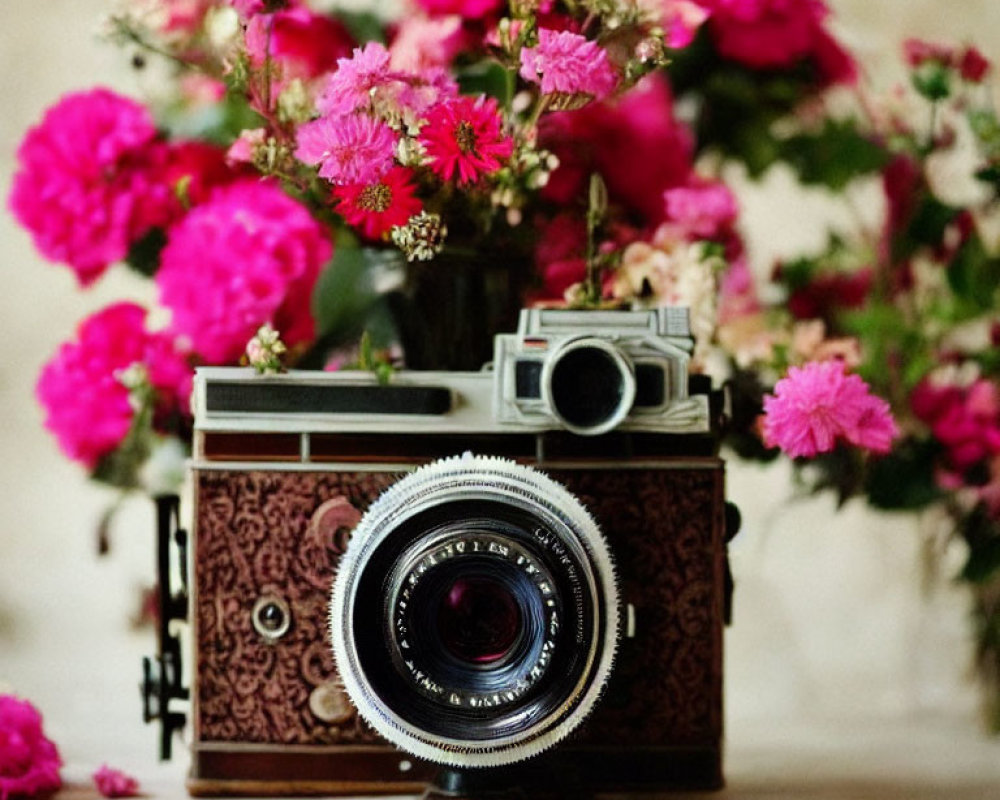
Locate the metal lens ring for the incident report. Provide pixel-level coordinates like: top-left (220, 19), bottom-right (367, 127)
top-left (388, 528), bottom-right (561, 710)
top-left (330, 454), bottom-right (619, 769)
top-left (540, 338), bottom-right (637, 436)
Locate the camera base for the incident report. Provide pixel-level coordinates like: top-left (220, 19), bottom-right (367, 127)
top-left (421, 767), bottom-right (590, 800)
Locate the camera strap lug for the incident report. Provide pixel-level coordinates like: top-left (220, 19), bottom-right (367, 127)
top-left (140, 494), bottom-right (190, 760)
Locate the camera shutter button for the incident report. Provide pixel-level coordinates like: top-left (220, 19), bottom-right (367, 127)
top-left (309, 682), bottom-right (354, 725)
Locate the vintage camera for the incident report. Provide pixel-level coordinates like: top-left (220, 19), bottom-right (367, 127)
top-left (143, 308), bottom-right (735, 797)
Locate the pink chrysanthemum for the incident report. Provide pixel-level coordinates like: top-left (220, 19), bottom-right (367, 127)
top-left (332, 166), bottom-right (423, 240)
top-left (295, 113), bottom-right (397, 185)
top-left (519, 29), bottom-right (618, 100)
top-left (0, 695), bottom-right (62, 800)
top-left (762, 360), bottom-right (898, 458)
top-left (93, 765), bottom-right (140, 798)
top-left (316, 42), bottom-right (393, 116)
top-left (157, 180), bottom-right (332, 364)
top-left (418, 95), bottom-right (513, 185)
top-left (8, 88), bottom-right (173, 285)
top-left (36, 303), bottom-right (192, 470)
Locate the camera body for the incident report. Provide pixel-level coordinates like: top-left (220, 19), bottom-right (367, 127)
top-left (179, 309), bottom-right (730, 796)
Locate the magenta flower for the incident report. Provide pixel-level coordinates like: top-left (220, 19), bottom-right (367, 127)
top-left (415, 0), bottom-right (502, 19)
top-left (295, 113), bottom-right (397, 185)
top-left (36, 303), bottom-right (192, 470)
top-left (93, 765), bottom-right (140, 798)
top-left (418, 95), bottom-right (513, 185)
top-left (0, 695), bottom-right (61, 800)
top-left (316, 42), bottom-right (393, 116)
top-left (700, 0), bottom-right (856, 84)
top-left (762, 360), bottom-right (898, 458)
top-left (661, 0), bottom-right (712, 49)
top-left (519, 29), bottom-right (618, 100)
top-left (157, 180), bottom-right (332, 364)
top-left (663, 181), bottom-right (738, 239)
top-left (912, 378), bottom-right (1000, 472)
top-left (8, 88), bottom-right (173, 285)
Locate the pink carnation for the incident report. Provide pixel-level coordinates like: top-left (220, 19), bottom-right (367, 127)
top-left (295, 113), bottom-right (397, 185)
top-left (93, 765), bottom-right (140, 798)
top-left (316, 42), bottom-right (393, 116)
top-left (36, 303), bottom-right (192, 470)
top-left (8, 88), bottom-right (173, 285)
top-left (519, 29), bottom-right (618, 100)
top-left (157, 180), bottom-right (332, 364)
top-left (762, 360), bottom-right (898, 458)
top-left (0, 695), bottom-right (61, 800)
top-left (663, 181), bottom-right (738, 239)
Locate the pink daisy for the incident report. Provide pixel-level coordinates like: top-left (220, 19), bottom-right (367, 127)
top-left (316, 42), bottom-right (393, 116)
top-left (294, 113), bottom-right (397, 185)
top-left (332, 166), bottom-right (422, 240)
top-left (519, 29), bottom-right (618, 100)
top-left (762, 360), bottom-right (898, 458)
top-left (418, 95), bottom-right (513, 185)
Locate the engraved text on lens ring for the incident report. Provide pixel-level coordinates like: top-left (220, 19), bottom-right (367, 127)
top-left (391, 534), bottom-right (561, 709)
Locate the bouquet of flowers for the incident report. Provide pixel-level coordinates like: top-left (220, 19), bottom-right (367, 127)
top-left (8, 0), bottom-right (1000, 727)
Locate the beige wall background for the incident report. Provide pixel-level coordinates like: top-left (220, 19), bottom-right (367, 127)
top-left (2, 0), bottom-right (1000, 785)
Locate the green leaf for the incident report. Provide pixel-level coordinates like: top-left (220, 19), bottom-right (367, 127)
top-left (911, 62), bottom-right (952, 101)
top-left (947, 233), bottom-right (1000, 312)
top-left (864, 438), bottom-right (944, 511)
top-left (125, 227), bottom-right (167, 278)
top-left (334, 10), bottom-right (386, 45)
top-left (779, 119), bottom-right (889, 190)
top-left (302, 244), bottom-right (403, 368)
top-left (959, 506), bottom-right (1000, 584)
top-left (455, 60), bottom-right (513, 106)
top-left (897, 195), bottom-right (958, 257)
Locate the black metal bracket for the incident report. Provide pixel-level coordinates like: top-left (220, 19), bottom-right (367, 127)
top-left (140, 494), bottom-right (190, 760)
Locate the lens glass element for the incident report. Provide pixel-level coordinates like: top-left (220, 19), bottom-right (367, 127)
top-left (438, 576), bottom-right (522, 665)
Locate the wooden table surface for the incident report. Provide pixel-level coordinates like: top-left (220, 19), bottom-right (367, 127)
top-left (47, 715), bottom-right (999, 800)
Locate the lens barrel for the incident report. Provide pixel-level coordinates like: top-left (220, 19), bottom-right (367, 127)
top-left (541, 339), bottom-right (636, 436)
top-left (330, 454), bottom-right (619, 768)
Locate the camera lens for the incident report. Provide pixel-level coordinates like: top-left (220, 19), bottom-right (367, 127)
top-left (331, 454), bottom-right (619, 769)
top-left (543, 339), bottom-right (636, 435)
top-left (438, 576), bottom-right (521, 664)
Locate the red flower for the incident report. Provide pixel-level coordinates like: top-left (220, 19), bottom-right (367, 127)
top-left (418, 95), bottom-right (513, 185)
top-left (332, 166), bottom-right (423, 240)
top-left (959, 46), bottom-right (991, 82)
top-left (539, 76), bottom-right (695, 226)
top-left (245, 6), bottom-right (355, 80)
top-left (786, 268), bottom-right (873, 323)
